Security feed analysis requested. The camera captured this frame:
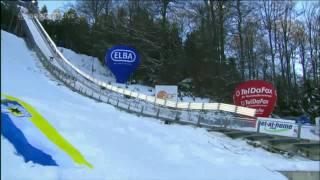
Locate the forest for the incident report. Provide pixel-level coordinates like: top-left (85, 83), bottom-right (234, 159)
top-left (1, 0), bottom-right (319, 121)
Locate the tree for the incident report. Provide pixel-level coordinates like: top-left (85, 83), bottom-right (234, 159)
top-left (303, 2), bottom-right (320, 86)
top-left (277, 1), bottom-right (295, 103)
top-left (292, 21), bottom-right (307, 83)
top-left (259, 0), bottom-right (279, 82)
top-left (40, 5), bottom-right (48, 14)
top-left (76, 0), bottom-right (110, 24)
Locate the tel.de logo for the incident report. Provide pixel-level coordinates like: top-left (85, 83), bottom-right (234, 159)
top-left (105, 45), bottom-right (140, 83)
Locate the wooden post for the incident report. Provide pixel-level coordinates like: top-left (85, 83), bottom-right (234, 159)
top-left (140, 106), bottom-right (144, 115)
top-left (116, 99), bottom-right (120, 107)
top-left (197, 104), bottom-right (205, 127)
top-left (156, 108), bottom-right (160, 118)
top-left (197, 112), bottom-right (201, 127)
top-left (175, 111), bottom-right (179, 122)
top-left (256, 120), bottom-right (261, 133)
top-left (187, 103), bottom-right (191, 122)
top-left (197, 111), bottom-right (202, 127)
top-left (297, 124), bottom-right (302, 139)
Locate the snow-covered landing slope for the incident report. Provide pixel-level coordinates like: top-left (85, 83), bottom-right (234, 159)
top-left (1, 30), bottom-right (318, 180)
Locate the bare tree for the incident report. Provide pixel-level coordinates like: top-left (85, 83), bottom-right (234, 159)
top-left (236, 0), bottom-right (245, 79)
top-left (303, 2), bottom-right (320, 86)
top-left (279, 1), bottom-right (295, 91)
top-left (76, 0), bottom-right (109, 24)
top-left (292, 21), bottom-right (307, 83)
top-left (259, 0), bottom-right (278, 82)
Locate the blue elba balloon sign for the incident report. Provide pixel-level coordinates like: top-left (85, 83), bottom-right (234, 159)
top-left (105, 45), bottom-right (140, 83)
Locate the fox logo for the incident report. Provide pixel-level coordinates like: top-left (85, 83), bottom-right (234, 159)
top-left (157, 91), bottom-right (170, 99)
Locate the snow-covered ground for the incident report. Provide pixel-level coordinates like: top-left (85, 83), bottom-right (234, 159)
top-left (1, 30), bottom-right (319, 180)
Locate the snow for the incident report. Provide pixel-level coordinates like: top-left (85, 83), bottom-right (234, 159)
top-left (2, 30), bottom-right (319, 179)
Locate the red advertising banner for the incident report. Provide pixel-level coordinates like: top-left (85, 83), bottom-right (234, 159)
top-left (233, 80), bottom-right (277, 117)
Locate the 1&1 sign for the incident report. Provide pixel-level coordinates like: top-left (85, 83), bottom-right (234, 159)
top-left (105, 45), bottom-right (140, 83)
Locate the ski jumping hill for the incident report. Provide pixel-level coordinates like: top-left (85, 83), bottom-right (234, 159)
top-left (1, 28), bottom-right (319, 180)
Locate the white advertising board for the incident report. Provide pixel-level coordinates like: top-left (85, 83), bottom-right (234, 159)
top-left (155, 85), bottom-right (178, 101)
top-left (257, 117), bottom-right (298, 137)
top-left (300, 125), bottom-right (320, 141)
